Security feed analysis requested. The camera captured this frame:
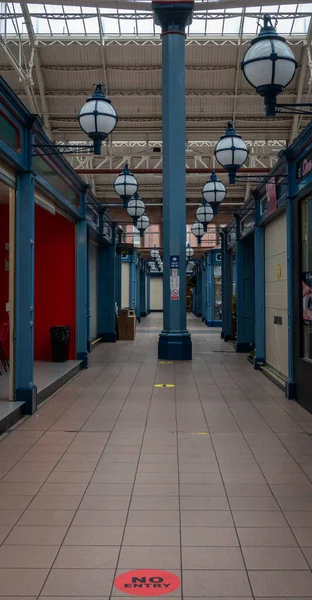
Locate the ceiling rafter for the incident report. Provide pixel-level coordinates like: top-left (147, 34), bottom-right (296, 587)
top-left (20, 4), bottom-right (52, 137)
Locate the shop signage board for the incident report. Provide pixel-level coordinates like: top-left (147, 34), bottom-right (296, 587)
top-left (114, 570), bottom-right (181, 596)
top-left (170, 255), bottom-right (179, 269)
top-left (297, 151), bottom-right (312, 182)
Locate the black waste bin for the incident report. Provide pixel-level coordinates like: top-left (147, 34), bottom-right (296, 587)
top-left (50, 326), bottom-right (71, 362)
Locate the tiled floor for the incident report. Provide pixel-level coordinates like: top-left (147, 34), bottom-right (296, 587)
top-left (0, 360), bottom-right (82, 402)
top-left (1, 313), bottom-right (312, 599)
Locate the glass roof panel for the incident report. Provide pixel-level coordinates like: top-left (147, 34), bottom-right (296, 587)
top-left (0, 3), bottom-right (311, 39)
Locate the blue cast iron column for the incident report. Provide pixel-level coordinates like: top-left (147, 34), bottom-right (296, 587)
top-left (153, 0), bottom-right (193, 360)
top-left (76, 210), bottom-right (88, 367)
top-left (135, 257), bottom-right (141, 322)
top-left (196, 268), bottom-right (202, 317)
top-left (201, 257), bottom-right (206, 323)
top-left (140, 266), bottom-right (147, 317)
top-left (115, 249), bottom-right (122, 312)
top-left (130, 253), bottom-right (136, 311)
top-left (147, 269), bottom-right (151, 314)
top-left (221, 230), bottom-right (232, 341)
top-left (15, 168), bottom-right (36, 414)
top-left (235, 215), bottom-right (255, 353)
top-left (98, 241), bottom-right (117, 342)
top-left (254, 197), bottom-right (265, 368)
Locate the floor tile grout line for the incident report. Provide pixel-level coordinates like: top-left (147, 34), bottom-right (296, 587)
top-left (194, 362), bottom-right (312, 571)
top-left (0, 359), bottom-right (133, 538)
top-left (107, 337), bottom-right (158, 600)
top-left (5, 346), bottom-right (153, 597)
top-left (174, 362), bottom-right (184, 600)
top-left (208, 359), bottom-right (312, 482)
top-left (191, 364), bottom-right (256, 600)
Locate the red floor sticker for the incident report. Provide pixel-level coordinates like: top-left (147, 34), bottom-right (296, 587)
top-left (114, 570), bottom-right (181, 596)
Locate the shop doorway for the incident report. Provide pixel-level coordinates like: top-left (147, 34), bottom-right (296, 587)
top-left (0, 180), bottom-right (15, 402)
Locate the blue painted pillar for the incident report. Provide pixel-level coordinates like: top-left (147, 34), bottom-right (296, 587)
top-left (147, 270), bottom-right (151, 314)
top-left (254, 198), bottom-right (265, 368)
top-left (130, 253), bottom-right (136, 310)
top-left (207, 252), bottom-right (215, 326)
top-left (15, 169), bottom-right (36, 414)
top-left (115, 251), bottom-right (122, 311)
top-left (202, 258), bottom-right (207, 323)
top-left (221, 230), bottom-right (232, 341)
top-left (140, 267), bottom-right (147, 317)
top-left (196, 270), bottom-right (202, 317)
top-left (76, 215), bottom-right (88, 366)
top-left (235, 216), bottom-right (255, 353)
top-left (286, 189), bottom-right (295, 399)
top-left (153, 0), bottom-right (193, 361)
top-left (136, 260), bottom-right (141, 322)
top-left (98, 242), bottom-right (117, 342)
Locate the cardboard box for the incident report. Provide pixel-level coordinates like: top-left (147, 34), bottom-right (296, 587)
top-left (119, 308), bottom-right (130, 318)
top-left (118, 315), bottom-right (136, 340)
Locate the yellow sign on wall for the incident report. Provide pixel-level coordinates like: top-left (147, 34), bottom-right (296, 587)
top-left (277, 264), bottom-right (282, 280)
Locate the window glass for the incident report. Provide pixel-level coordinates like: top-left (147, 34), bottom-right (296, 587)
top-left (144, 224), bottom-right (160, 248)
top-left (301, 197), bottom-right (312, 360)
top-left (0, 113), bottom-right (19, 150)
top-left (124, 224), bottom-right (140, 247)
top-left (33, 155), bottom-right (79, 206)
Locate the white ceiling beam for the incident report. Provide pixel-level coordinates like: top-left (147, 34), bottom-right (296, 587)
top-left (20, 5), bottom-right (52, 138)
top-left (16, 0), bottom-right (304, 10)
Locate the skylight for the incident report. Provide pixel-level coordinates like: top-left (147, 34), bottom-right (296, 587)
top-left (1, 2), bottom-right (311, 39)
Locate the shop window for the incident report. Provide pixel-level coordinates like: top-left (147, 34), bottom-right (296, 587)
top-left (33, 155), bottom-right (79, 206)
top-left (302, 197), bottom-right (312, 361)
top-left (214, 264), bottom-right (222, 320)
top-left (144, 224), bottom-right (160, 247)
top-left (0, 113), bottom-right (19, 150)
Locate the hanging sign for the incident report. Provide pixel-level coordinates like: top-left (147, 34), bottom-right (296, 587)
top-left (114, 570), bottom-right (181, 596)
top-left (170, 255), bottom-right (179, 269)
top-left (171, 288), bottom-right (179, 301)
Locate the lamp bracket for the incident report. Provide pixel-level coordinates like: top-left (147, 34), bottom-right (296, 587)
top-left (32, 144), bottom-right (94, 157)
top-left (275, 103), bottom-right (312, 115)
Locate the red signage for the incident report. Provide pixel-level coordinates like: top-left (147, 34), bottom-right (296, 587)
top-left (266, 178), bottom-right (277, 215)
top-left (171, 288), bottom-right (179, 301)
top-left (114, 570), bottom-right (181, 596)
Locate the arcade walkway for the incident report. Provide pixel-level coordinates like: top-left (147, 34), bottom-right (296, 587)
top-left (1, 314), bottom-right (312, 598)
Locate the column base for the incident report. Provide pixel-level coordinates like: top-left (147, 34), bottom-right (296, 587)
top-left (15, 385), bottom-right (37, 415)
top-left (254, 357), bottom-right (265, 370)
top-left (285, 380), bottom-right (296, 399)
top-left (77, 351), bottom-right (88, 368)
top-left (235, 342), bottom-right (255, 353)
top-left (158, 331), bottom-right (192, 360)
top-left (99, 332), bottom-right (117, 343)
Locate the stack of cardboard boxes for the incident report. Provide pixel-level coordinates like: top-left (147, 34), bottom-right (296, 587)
top-left (117, 309), bottom-right (136, 340)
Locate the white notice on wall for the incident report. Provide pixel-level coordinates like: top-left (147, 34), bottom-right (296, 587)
top-left (170, 276), bottom-right (180, 290)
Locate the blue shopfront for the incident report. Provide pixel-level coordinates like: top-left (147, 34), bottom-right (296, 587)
top-left (0, 76), bottom-right (121, 426)
top-left (286, 122), bottom-right (312, 412)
